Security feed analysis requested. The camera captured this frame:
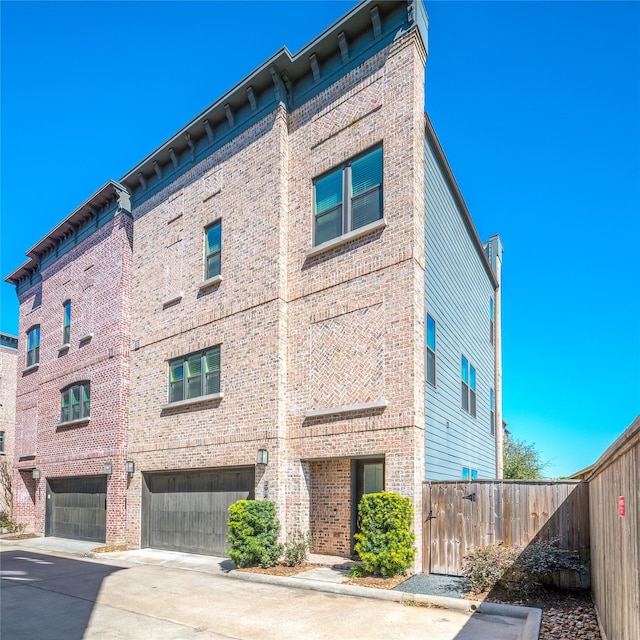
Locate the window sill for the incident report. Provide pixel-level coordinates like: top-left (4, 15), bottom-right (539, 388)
top-left (57, 343), bottom-right (71, 353)
top-left (79, 333), bottom-right (93, 344)
top-left (22, 363), bottom-right (39, 374)
top-left (306, 218), bottom-right (387, 259)
top-left (198, 274), bottom-right (223, 291)
top-left (304, 400), bottom-right (388, 419)
top-left (162, 292), bottom-right (183, 308)
top-left (161, 392), bottom-right (224, 410)
top-left (56, 417), bottom-right (90, 428)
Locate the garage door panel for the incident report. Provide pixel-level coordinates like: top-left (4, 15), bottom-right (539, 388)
top-left (46, 477), bottom-right (106, 543)
top-left (143, 468), bottom-right (254, 556)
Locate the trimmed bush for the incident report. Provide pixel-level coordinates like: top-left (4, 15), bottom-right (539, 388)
top-left (227, 500), bottom-right (283, 568)
top-left (354, 492), bottom-right (416, 576)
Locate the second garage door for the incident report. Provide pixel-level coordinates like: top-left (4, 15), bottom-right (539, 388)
top-left (142, 467), bottom-right (255, 556)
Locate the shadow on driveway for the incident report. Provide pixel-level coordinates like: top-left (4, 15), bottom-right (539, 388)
top-left (1, 549), bottom-right (126, 640)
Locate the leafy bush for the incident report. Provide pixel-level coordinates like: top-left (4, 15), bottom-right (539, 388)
top-left (346, 564), bottom-right (367, 579)
top-left (0, 516), bottom-right (26, 534)
top-left (227, 500), bottom-right (283, 568)
top-left (284, 529), bottom-right (312, 567)
top-left (463, 543), bottom-right (519, 594)
top-left (354, 492), bottom-right (416, 577)
top-left (463, 539), bottom-right (587, 595)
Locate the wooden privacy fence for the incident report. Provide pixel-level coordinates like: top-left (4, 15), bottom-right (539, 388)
top-left (422, 480), bottom-right (590, 578)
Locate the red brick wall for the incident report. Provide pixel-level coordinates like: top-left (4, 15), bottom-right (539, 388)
top-left (309, 459), bottom-right (352, 556)
top-left (12, 211), bottom-right (132, 541)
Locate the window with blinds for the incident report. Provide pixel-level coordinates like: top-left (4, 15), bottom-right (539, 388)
top-left (169, 346), bottom-right (221, 403)
top-left (314, 146), bottom-right (383, 246)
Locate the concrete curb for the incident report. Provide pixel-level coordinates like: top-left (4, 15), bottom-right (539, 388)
top-left (227, 569), bottom-right (542, 640)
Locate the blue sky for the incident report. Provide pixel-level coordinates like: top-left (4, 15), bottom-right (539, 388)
top-left (1, 1), bottom-right (638, 477)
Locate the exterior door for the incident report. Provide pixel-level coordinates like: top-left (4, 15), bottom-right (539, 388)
top-left (45, 476), bottom-right (107, 543)
top-left (142, 467), bottom-right (254, 556)
top-left (352, 459), bottom-right (385, 551)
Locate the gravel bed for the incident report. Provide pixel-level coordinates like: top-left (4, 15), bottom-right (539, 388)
top-left (393, 573), bottom-right (470, 599)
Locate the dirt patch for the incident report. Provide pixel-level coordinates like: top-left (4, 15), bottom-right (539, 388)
top-left (1, 533), bottom-right (38, 540)
top-left (91, 544), bottom-right (136, 553)
top-left (237, 563), bottom-right (322, 577)
top-left (471, 587), bottom-right (601, 640)
top-left (346, 574), bottom-right (410, 590)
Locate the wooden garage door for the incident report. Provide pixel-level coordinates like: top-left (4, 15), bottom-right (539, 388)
top-left (142, 467), bottom-right (255, 556)
top-left (45, 476), bottom-right (107, 543)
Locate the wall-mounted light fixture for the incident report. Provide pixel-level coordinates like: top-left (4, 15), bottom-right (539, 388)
top-left (32, 468), bottom-right (41, 480)
top-left (103, 463), bottom-right (113, 475)
top-left (256, 449), bottom-right (269, 466)
top-left (125, 461), bottom-right (135, 474)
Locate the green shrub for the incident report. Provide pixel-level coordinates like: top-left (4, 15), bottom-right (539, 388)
top-left (0, 516), bottom-right (26, 534)
top-left (463, 543), bottom-right (519, 594)
top-left (346, 564), bottom-right (367, 579)
top-left (353, 492), bottom-right (416, 577)
top-left (463, 539), bottom-right (587, 595)
top-left (227, 500), bottom-right (283, 568)
top-left (284, 529), bottom-right (312, 567)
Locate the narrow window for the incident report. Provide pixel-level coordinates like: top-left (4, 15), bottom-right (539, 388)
top-left (426, 313), bottom-right (436, 386)
top-left (461, 355), bottom-right (477, 417)
top-left (489, 297), bottom-right (494, 345)
top-left (314, 146), bottom-right (382, 246)
top-left (462, 467), bottom-right (470, 481)
top-left (0, 431), bottom-right (4, 453)
top-left (490, 388), bottom-right (495, 435)
top-left (62, 300), bottom-right (71, 345)
top-left (471, 469), bottom-right (478, 480)
top-left (26, 325), bottom-right (40, 367)
top-left (169, 346), bottom-right (221, 403)
top-left (205, 221), bottom-right (221, 280)
top-left (60, 382), bottom-right (90, 423)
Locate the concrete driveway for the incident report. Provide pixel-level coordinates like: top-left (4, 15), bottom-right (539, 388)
top-left (0, 545), bottom-right (527, 640)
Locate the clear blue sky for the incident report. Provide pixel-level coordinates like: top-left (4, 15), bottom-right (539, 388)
top-left (1, 1), bottom-right (638, 478)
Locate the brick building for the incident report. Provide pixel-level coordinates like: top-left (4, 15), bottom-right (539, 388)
top-left (5, 0), bottom-right (502, 568)
top-left (5, 181), bottom-right (132, 541)
top-left (0, 333), bottom-right (18, 515)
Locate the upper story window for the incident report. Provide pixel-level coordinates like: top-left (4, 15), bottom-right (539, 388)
top-left (490, 388), bottom-right (495, 435)
top-left (205, 221), bottom-right (222, 280)
top-left (169, 346), bottom-right (220, 403)
top-left (26, 325), bottom-right (40, 367)
top-left (461, 355), bottom-right (477, 417)
top-left (62, 300), bottom-right (71, 345)
top-left (0, 431), bottom-right (4, 454)
top-left (314, 146), bottom-right (383, 246)
top-left (489, 297), bottom-right (494, 345)
top-left (60, 382), bottom-right (90, 424)
top-left (426, 313), bottom-right (436, 386)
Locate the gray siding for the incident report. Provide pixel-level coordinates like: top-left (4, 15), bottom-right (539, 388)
top-left (424, 135), bottom-right (497, 479)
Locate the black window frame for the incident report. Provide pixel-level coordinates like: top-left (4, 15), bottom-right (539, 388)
top-left (60, 381), bottom-right (90, 424)
top-left (168, 346), bottom-right (221, 403)
top-left (426, 313), bottom-right (436, 387)
top-left (461, 354), bottom-right (477, 418)
top-left (0, 430), bottom-right (4, 453)
top-left (204, 220), bottom-right (222, 280)
top-left (313, 145), bottom-right (383, 247)
top-left (62, 300), bottom-right (71, 345)
top-left (26, 325), bottom-right (40, 367)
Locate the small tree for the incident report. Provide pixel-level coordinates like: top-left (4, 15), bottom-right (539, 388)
top-left (227, 500), bottom-right (282, 568)
top-left (503, 436), bottom-right (549, 479)
top-left (354, 492), bottom-right (416, 577)
top-left (0, 459), bottom-right (13, 520)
